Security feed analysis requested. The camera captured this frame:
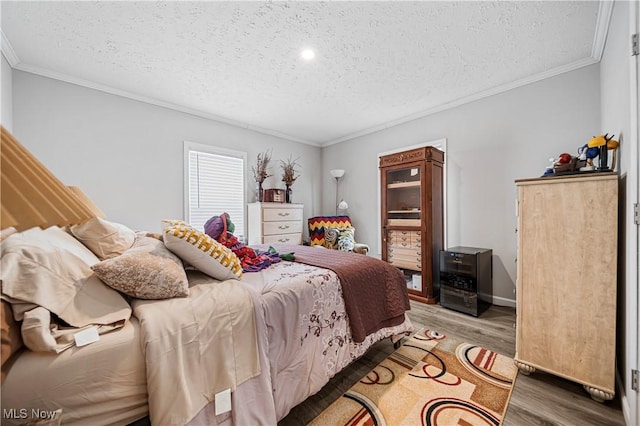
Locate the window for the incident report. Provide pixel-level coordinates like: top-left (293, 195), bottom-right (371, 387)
top-left (184, 141), bottom-right (247, 241)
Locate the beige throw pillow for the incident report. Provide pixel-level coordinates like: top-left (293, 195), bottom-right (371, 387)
top-left (70, 217), bottom-right (136, 260)
top-left (163, 225), bottom-right (243, 281)
top-left (92, 236), bottom-right (189, 299)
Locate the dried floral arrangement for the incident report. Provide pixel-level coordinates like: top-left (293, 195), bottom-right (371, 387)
top-left (252, 150), bottom-right (272, 183)
top-left (280, 155), bottom-right (300, 186)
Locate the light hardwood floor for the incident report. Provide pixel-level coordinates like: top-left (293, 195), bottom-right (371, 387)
top-left (280, 301), bottom-right (626, 426)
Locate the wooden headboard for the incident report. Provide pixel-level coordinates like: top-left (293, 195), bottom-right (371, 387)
top-left (1, 126), bottom-right (101, 231)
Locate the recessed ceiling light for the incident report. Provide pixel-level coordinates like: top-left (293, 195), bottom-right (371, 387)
top-left (301, 48), bottom-right (315, 61)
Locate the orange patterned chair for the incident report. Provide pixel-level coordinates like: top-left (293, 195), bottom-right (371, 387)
top-left (307, 216), bottom-right (369, 255)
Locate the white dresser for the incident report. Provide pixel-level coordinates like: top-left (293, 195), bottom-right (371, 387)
top-left (247, 203), bottom-right (304, 245)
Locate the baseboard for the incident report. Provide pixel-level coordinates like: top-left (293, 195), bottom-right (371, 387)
top-left (616, 368), bottom-right (632, 426)
top-left (489, 294), bottom-right (516, 308)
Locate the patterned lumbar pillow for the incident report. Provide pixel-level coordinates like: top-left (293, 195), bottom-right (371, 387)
top-left (91, 236), bottom-right (189, 299)
top-left (163, 225), bottom-right (243, 280)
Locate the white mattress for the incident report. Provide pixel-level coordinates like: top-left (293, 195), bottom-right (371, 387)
top-left (1, 317), bottom-right (147, 426)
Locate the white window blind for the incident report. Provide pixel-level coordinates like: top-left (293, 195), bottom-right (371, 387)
top-left (185, 142), bottom-right (246, 241)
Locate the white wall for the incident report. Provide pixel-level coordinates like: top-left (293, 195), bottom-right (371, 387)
top-left (600, 1), bottom-right (636, 424)
top-left (11, 71), bottom-right (322, 233)
top-left (1, 55), bottom-right (13, 131)
top-left (323, 64), bottom-right (601, 305)
top-left (10, 56), bottom-right (603, 307)
top-left (602, 0), bottom-right (631, 176)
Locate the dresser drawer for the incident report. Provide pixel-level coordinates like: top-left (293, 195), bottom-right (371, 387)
top-left (263, 221), bottom-right (303, 236)
top-left (411, 231), bottom-right (421, 247)
top-left (263, 208), bottom-right (303, 222)
top-left (396, 234), bottom-right (411, 245)
top-left (389, 259), bottom-right (422, 271)
top-left (390, 239), bottom-right (412, 249)
top-left (388, 246), bottom-right (421, 261)
top-left (262, 233), bottom-right (302, 245)
top-left (387, 230), bottom-right (421, 248)
top-left (387, 229), bottom-right (412, 237)
top-left (386, 231), bottom-right (396, 244)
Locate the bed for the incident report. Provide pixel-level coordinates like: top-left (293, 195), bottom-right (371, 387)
top-left (0, 127), bottom-right (413, 425)
top-left (1, 226), bottom-right (413, 426)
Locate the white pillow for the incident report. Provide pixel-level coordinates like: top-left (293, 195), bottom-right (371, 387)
top-left (163, 225), bottom-right (242, 281)
top-left (70, 217), bottom-right (135, 260)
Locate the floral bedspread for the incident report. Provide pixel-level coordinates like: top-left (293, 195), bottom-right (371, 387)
top-left (240, 261), bottom-right (414, 420)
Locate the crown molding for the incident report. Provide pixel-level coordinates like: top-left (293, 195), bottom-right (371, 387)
top-left (321, 56), bottom-right (599, 147)
top-left (12, 62), bottom-right (321, 147)
top-left (1, 31), bottom-right (19, 66)
top-left (591, 0), bottom-right (614, 61)
top-left (321, 1), bottom-right (614, 147)
top-left (2, 23), bottom-right (315, 145)
top-left (10, 54), bottom-right (602, 150)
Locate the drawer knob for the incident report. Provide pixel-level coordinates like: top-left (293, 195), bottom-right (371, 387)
top-left (278, 238), bottom-right (289, 243)
top-left (278, 225), bottom-right (290, 230)
top-left (278, 212), bottom-right (290, 217)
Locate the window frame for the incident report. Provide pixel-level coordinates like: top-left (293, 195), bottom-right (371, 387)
top-left (183, 141), bottom-right (248, 241)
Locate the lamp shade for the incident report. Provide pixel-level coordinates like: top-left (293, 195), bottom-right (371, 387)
top-left (337, 200), bottom-right (349, 210)
top-left (330, 169), bottom-right (345, 179)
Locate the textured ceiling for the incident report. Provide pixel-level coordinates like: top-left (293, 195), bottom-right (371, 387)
top-left (1, 1), bottom-right (604, 146)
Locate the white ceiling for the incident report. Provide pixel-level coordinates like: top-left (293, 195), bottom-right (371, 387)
top-left (1, 1), bottom-right (608, 146)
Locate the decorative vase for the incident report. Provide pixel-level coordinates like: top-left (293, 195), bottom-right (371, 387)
top-left (257, 182), bottom-right (264, 202)
top-left (285, 184), bottom-right (292, 203)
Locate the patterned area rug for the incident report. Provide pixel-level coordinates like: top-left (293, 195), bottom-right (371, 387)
top-left (309, 328), bottom-right (518, 426)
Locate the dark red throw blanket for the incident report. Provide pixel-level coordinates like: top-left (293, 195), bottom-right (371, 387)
top-left (269, 244), bottom-right (410, 343)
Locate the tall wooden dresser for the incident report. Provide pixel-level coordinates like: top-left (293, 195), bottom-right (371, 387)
top-left (380, 147), bottom-right (444, 304)
top-left (514, 173), bottom-right (618, 402)
top-left (247, 202), bottom-right (304, 245)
